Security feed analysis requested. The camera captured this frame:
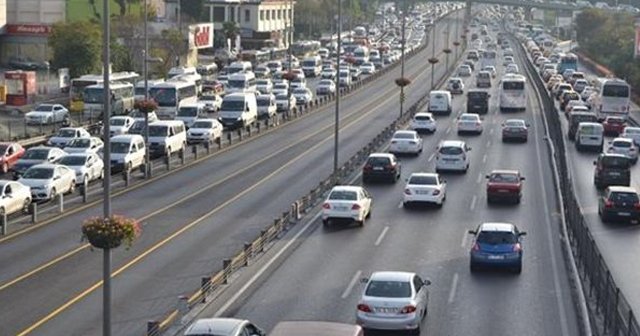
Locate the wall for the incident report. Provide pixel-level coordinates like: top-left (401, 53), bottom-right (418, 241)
top-left (0, 0), bottom-right (6, 34)
top-left (7, 0), bottom-right (65, 24)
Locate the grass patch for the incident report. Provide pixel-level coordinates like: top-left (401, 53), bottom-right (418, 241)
top-left (67, 0), bottom-right (143, 22)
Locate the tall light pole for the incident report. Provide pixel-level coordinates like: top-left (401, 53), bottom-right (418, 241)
top-left (399, 0), bottom-right (407, 118)
top-left (428, 21), bottom-right (438, 91)
top-left (101, 0), bottom-right (113, 334)
top-left (143, 0), bottom-right (150, 179)
top-left (334, 0), bottom-right (342, 178)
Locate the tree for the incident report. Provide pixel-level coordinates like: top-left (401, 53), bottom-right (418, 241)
top-left (150, 29), bottom-right (188, 77)
top-left (180, 0), bottom-right (206, 22)
top-left (223, 21), bottom-right (240, 41)
top-left (49, 21), bottom-right (102, 78)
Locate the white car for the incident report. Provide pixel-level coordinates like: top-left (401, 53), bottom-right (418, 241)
top-left (275, 94), bottom-right (296, 112)
top-left (389, 130), bottom-right (423, 155)
top-left (505, 63), bottom-right (519, 74)
top-left (198, 94), bottom-right (223, 113)
top-left (184, 318), bottom-right (265, 336)
top-left (410, 113), bottom-right (437, 133)
top-left (25, 104), bottom-right (69, 125)
top-left (360, 62), bottom-right (376, 75)
top-left (321, 67), bottom-right (337, 79)
top-left (186, 119), bottom-right (223, 144)
top-left (272, 82), bottom-right (289, 96)
top-left (18, 163), bottom-right (76, 201)
top-left (446, 78), bottom-right (464, 94)
top-left (128, 109), bottom-right (159, 123)
top-left (47, 127), bottom-right (91, 148)
top-left (607, 137), bottom-right (638, 163)
top-left (257, 94), bottom-right (277, 119)
top-left (503, 56), bottom-right (515, 66)
top-left (63, 137), bottom-right (104, 154)
top-left (292, 87), bottom-right (313, 105)
top-left (0, 180), bottom-right (32, 217)
top-left (109, 116), bottom-right (135, 136)
top-left (56, 153), bottom-right (104, 185)
top-left (483, 66), bottom-right (497, 77)
top-left (621, 127), bottom-right (640, 146)
top-left (256, 79), bottom-right (273, 94)
top-left (435, 140), bottom-right (471, 173)
top-left (403, 173), bottom-right (447, 207)
top-left (322, 185), bottom-right (372, 227)
top-left (316, 79), bottom-right (336, 96)
top-left (457, 64), bottom-right (472, 77)
top-left (457, 113), bottom-right (483, 134)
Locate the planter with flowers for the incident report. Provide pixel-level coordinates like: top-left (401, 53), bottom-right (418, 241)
top-left (82, 215), bottom-right (141, 250)
top-left (395, 77), bottom-right (412, 88)
top-left (282, 71), bottom-right (297, 81)
top-left (134, 99), bottom-right (158, 114)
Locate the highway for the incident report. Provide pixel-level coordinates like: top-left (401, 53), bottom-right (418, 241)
top-left (0, 10), bottom-right (465, 336)
top-left (193, 23), bottom-right (581, 336)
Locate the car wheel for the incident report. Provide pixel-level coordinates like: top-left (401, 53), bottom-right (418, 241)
top-left (513, 263), bottom-right (522, 274)
top-left (49, 187), bottom-right (57, 200)
top-left (68, 181), bottom-right (76, 194)
top-left (470, 262), bottom-right (478, 272)
top-left (322, 219), bottom-right (330, 227)
top-left (22, 198), bottom-right (31, 214)
top-left (366, 207), bottom-right (372, 219)
top-left (1, 163), bottom-right (8, 174)
top-left (411, 326), bottom-right (421, 335)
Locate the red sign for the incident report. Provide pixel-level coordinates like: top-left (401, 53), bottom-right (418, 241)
top-left (189, 23), bottom-right (214, 49)
top-left (5, 24), bottom-right (53, 36)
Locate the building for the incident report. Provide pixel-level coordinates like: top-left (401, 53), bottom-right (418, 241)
top-left (0, 0), bottom-right (6, 34)
top-left (165, 0), bottom-right (294, 50)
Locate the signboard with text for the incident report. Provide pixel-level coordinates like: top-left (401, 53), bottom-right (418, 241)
top-left (5, 24), bottom-right (52, 36)
top-left (188, 23), bottom-right (214, 49)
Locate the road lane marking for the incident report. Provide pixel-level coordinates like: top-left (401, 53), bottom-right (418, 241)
top-left (374, 226), bottom-right (390, 246)
top-left (448, 273), bottom-right (459, 303)
top-left (489, 128), bottom-right (494, 135)
top-left (476, 173), bottom-right (483, 184)
top-left (461, 231), bottom-right (468, 247)
top-left (470, 195), bottom-right (477, 211)
top-left (446, 126), bottom-right (451, 134)
top-left (482, 154), bottom-right (487, 163)
top-left (428, 153), bottom-right (435, 162)
top-left (485, 140), bottom-right (491, 148)
top-left (342, 270), bottom-right (363, 299)
top-left (398, 201), bottom-right (403, 209)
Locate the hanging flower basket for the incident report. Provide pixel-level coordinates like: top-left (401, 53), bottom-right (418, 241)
top-left (395, 77), bottom-right (412, 87)
top-left (345, 56), bottom-right (356, 64)
top-left (461, 34), bottom-right (467, 39)
top-left (134, 99), bottom-right (158, 114)
top-left (82, 215), bottom-right (141, 250)
top-left (443, 48), bottom-right (452, 54)
top-left (282, 71), bottom-right (297, 81)
top-left (453, 41), bottom-right (461, 47)
top-left (428, 58), bottom-right (439, 64)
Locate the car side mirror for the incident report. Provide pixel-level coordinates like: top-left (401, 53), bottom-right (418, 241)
top-left (53, 176), bottom-right (60, 180)
top-left (468, 229), bottom-right (476, 234)
top-left (593, 161), bottom-right (597, 165)
top-left (485, 175), bottom-right (490, 179)
top-left (360, 277), bottom-right (369, 284)
top-left (423, 279), bottom-right (432, 286)
top-left (467, 147), bottom-right (472, 151)
top-left (519, 231), bottom-right (527, 236)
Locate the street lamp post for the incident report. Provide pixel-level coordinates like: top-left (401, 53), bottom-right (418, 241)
top-left (428, 22), bottom-right (438, 91)
top-left (399, 1), bottom-right (407, 118)
top-left (334, 0), bottom-right (342, 178)
top-left (143, 0), bottom-right (150, 179)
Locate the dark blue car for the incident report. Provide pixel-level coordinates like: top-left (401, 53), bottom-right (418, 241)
top-left (468, 222), bottom-right (526, 274)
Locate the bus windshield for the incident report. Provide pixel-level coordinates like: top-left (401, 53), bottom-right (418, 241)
top-left (83, 88), bottom-right (104, 104)
top-left (149, 88), bottom-right (177, 106)
top-left (503, 82), bottom-right (524, 90)
top-left (603, 84), bottom-right (630, 98)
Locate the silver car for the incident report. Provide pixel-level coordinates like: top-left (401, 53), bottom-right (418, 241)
top-left (184, 318), bottom-right (265, 336)
top-left (356, 271), bottom-right (431, 334)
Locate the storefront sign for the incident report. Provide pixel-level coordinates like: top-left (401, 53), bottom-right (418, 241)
top-left (188, 23), bottom-right (214, 49)
top-left (5, 24), bottom-right (53, 36)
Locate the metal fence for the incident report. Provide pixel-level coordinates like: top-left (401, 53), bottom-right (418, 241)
top-left (518, 36), bottom-right (640, 336)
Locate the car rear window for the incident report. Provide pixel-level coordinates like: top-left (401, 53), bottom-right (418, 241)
top-left (612, 141), bottom-right (632, 148)
top-left (415, 115), bottom-right (432, 121)
top-left (394, 133), bottom-right (414, 139)
top-left (477, 231), bottom-right (517, 244)
top-left (329, 190), bottom-right (357, 201)
top-left (601, 156), bottom-right (630, 168)
top-left (439, 146), bottom-right (463, 155)
top-left (365, 280), bottom-right (412, 298)
top-left (489, 173), bottom-right (519, 183)
top-left (610, 192), bottom-right (639, 203)
top-left (367, 157), bottom-right (390, 166)
top-left (408, 175), bottom-right (437, 185)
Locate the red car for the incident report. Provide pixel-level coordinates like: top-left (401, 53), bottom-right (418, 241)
top-left (602, 116), bottom-right (627, 136)
top-left (0, 142), bottom-right (25, 174)
top-left (486, 170), bottom-right (525, 204)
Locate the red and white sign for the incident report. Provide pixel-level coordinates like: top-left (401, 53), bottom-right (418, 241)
top-left (189, 23), bottom-right (214, 49)
top-left (5, 24), bottom-right (53, 36)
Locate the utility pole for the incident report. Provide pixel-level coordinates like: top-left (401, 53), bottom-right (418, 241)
top-left (399, 0), bottom-right (407, 118)
top-left (143, 0), bottom-right (150, 179)
top-left (101, 0), bottom-right (112, 334)
top-left (334, 0), bottom-right (342, 178)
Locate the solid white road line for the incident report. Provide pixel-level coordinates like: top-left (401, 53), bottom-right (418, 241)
top-left (398, 201), bottom-right (404, 209)
top-left (342, 270), bottom-right (363, 299)
top-left (448, 273), bottom-right (459, 304)
top-left (482, 154), bottom-right (487, 163)
top-left (470, 195), bottom-right (477, 211)
top-left (428, 153), bottom-right (435, 162)
top-left (375, 226), bottom-right (390, 246)
top-left (446, 126), bottom-right (451, 134)
top-left (476, 173), bottom-right (483, 184)
top-left (460, 231), bottom-right (468, 247)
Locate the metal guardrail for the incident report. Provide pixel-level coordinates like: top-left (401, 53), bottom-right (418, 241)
top-left (517, 34), bottom-right (640, 336)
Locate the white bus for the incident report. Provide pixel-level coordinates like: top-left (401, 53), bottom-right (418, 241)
top-left (148, 78), bottom-right (198, 119)
top-left (172, 73), bottom-right (203, 95)
top-left (591, 78), bottom-right (631, 120)
top-left (353, 46), bottom-right (370, 66)
top-left (134, 79), bottom-right (165, 102)
top-left (82, 81), bottom-right (135, 118)
top-left (226, 71), bottom-right (257, 95)
top-left (69, 71), bottom-right (139, 112)
top-left (499, 74), bottom-right (527, 112)
top-left (480, 50), bottom-right (497, 69)
top-left (301, 56), bottom-right (322, 77)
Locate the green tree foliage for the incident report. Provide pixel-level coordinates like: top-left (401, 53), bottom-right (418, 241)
top-left (49, 21), bottom-right (102, 78)
top-left (180, 0), bottom-right (205, 21)
top-left (150, 29), bottom-right (188, 77)
top-left (294, 0), bottom-right (379, 39)
top-left (223, 21), bottom-right (240, 41)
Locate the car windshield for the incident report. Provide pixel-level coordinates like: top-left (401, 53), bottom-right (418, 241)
top-left (505, 120), bottom-right (524, 127)
top-left (460, 115), bottom-right (477, 121)
top-left (393, 133), bottom-right (414, 139)
top-left (200, 95), bottom-right (217, 102)
top-left (178, 107), bottom-right (198, 117)
top-left (257, 98), bottom-right (271, 106)
top-left (110, 118), bottom-right (127, 126)
top-left (490, 173), bottom-right (519, 183)
top-left (276, 94), bottom-right (288, 100)
top-left (607, 118), bottom-right (624, 124)
top-left (67, 139), bottom-right (91, 148)
top-left (57, 156), bottom-right (87, 166)
top-left (293, 89), bottom-right (307, 95)
top-left (191, 121), bottom-right (213, 129)
top-left (35, 105), bottom-right (53, 112)
top-left (409, 175), bottom-right (437, 185)
top-left (111, 142), bottom-right (130, 154)
top-left (221, 100), bottom-right (245, 111)
top-left (477, 231), bottom-right (517, 244)
top-left (23, 167), bottom-right (53, 179)
top-left (415, 115), bottom-right (432, 121)
top-left (57, 129), bottom-right (76, 137)
top-left (149, 126), bottom-right (169, 137)
top-left (328, 190), bottom-right (357, 201)
top-left (439, 146), bottom-right (463, 155)
top-left (365, 280), bottom-right (412, 298)
top-left (23, 149), bottom-right (49, 160)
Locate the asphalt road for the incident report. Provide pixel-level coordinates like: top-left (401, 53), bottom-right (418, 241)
top-left (195, 24), bottom-right (581, 336)
top-left (0, 10), bottom-right (464, 336)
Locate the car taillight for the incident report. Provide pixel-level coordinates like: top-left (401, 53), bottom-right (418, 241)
top-left (322, 203), bottom-right (331, 209)
top-left (604, 200), bottom-right (614, 208)
top-left (363, 165), bottom-right (372, 171)
top-left (472, 243), bottom-right (480, 251)
top-left (513, 243), bottom-right (522, 252)
top-left (391, 140), bottom-right (397, 144)
top-left (352, 204), bottom-right (361, 210)
top-left (634, 203), bottom-right (640, 210)
top-left (357, 304), bottom-right (372, 312)
top-left (385, 165), bottom-right (394, 170)
top-left (432, 189), bottom-right (440, 196)
top-left (399, 305), bottom-right (417, 314)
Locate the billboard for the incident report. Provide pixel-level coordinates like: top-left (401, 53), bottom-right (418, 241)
top-left (188, 23), bottom-right (214, 49)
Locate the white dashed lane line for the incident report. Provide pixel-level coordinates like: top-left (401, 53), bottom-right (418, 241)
top-left (341, 270), bottom-right (363, 299)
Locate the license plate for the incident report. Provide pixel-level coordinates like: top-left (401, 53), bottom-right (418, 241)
top-left (416, 190), bottom-right (429, 194)
top-left (373, 167), bottom-right (383, 171)
top-left (488, 255), bottom-right (504, 260)
top-left (335, 206), bottom-right (349, 211)
top-left (498, 189), bottom-right (510, 193)
top-left (610, 172), bottom-right (621, 176)
top-left (619, 212), bottom-right (631, 216)
top-left (590, 137), bottom-right (599, 140)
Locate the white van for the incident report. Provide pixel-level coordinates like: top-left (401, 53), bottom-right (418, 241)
top-left (147, 120), bottom-right (187, 157)
top-left (338, 69), bottom-right (352, 87)
top-left (575, 122), bottom-right (604, 152)
top-left (428, 90), bottom-right (452, 115)
top-left (227, 71), bottom-right (257, 94)
top-left (218, 93), bottom-right (258, 129)
top-left (257, 94), bottom-right (277, 119)
top-left (435, 140), bottom-right (471, 173)
top-left (110, 134), bottom-right (146, 171)
top-left (301, 55), bottom-right (322, 77)
top-left (176, 102), bottom-right (207, 128)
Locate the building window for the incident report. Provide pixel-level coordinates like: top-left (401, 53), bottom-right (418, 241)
top-left (229, 7), bottom-right (235, 21)
top-left (245, 9), bottom-right (250, 22)
top-left (266, 9), bottom-right (270, 20)
top-left (213, 6), bottom-right (225, 22)
top-left (271, 9), bottom-right (275, 20)
top-left (260, 10), bottom-right (264, 21)
top-left (288, 9), bottom-right (292, 19)
top-left (277, 9), bottom-right (281, 19)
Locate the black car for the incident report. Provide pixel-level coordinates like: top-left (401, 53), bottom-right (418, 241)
top-left (7, 56), bottom-right (47, 70)
top-left (594, 153), bottom-right (631, 188)
top-left (362, 153), bottom-right (401, 183)
top-left (467, 90), bottom-right (489, 114)
top-left (462, 60), bottom-right (475, 71)
top-left (598, 186), bottom-right (640, 223)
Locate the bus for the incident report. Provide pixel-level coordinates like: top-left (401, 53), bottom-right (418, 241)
top-left (134, 79), bottom-right (165, 102)
top-left (291, 41), bottom-right (321, 58)
top-left (148, 78), bottom-right (198, 119)
top-left (480, 50), bottom-right (497, 69)
top-left (69, 71), bottom-right (139, 113)
top-left (499, 74), bottom-right (527, 112)
top-left (82, 81), bottom-right (135, 118)
top-left (590, 78), bottom-right (631, 120)
top-left (557, 53), bottom-right (578, 74)
top-left (240, 50), bottom-right (271, 68)
top-left (226, 72), bottom-right (257, 94)
top-left (172, 73), bottom-right (203, 95)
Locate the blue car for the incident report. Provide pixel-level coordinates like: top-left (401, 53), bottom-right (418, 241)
top-left (468, 222), bottom-right (526, 274)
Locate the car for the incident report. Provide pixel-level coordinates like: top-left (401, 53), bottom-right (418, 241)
top-left (457, 64), bottom-right (472, 77)
top-left (554, 83), bottom-right (573, 100)
top-left (564, 100), bottom-right (588, 115)
top-left (12, 146), bottom-right (66, 179)
top-left (446, 77), bottom-right (464, 94)
top-left (292, 87), bottom-right (313, 105)
top-left (457, 113), bottom-right (483, 135)
top-left (505, 63), bottom-right (519, 74)
top-left (63, 137), bottom-right (104, 154)
top-left (198, 94), bottom-right (223, 113)
top-left (602, 116), bottom-right (627, 136)
top-left (257, 94), bottom-right (277, 119)
top-left (356, 271), bottom-right (430, 334)
top-left (47, 127), bottom-right (91, 148)
top-left (256, 78), bottom-right (273, 94)
top-left (621, 126), bottom-right (640, 146)
top-left (476, 71), bottom-right (492, 88)
top-left (573, 79), bottom-right (589, 93)
top-left (128, 109), bottom-right (159, 123)
top-left (254, 65), bottom-right (270, 79)
top-left (7, 56), bottom-right (46, 70)
top-left (410, 113), bottom-right (436, 133)
top-left (350, 67), bottom-right (362, 81)
top-left (0, 142), bottom-right (25, 174)
top-left (593, 153), bottom-right (631, 188)
top-left (0, 180), bottom-right (32, 217)
top-left (389, 130), bottom-right (423, 155)
top-left (462, 60), bottom-right (475, 71)
top-left (109, 116), bottom-right (136, 136)
top-left (502, 56), bottom-right (515, 66)
top-left (322, 186), bottom-right (372, 227)
top-left (607, 137), bottom-right (638, 163)
top-left (56, 153), bottom-right (104, 186)
top-left (402, 172), bottom-right (447, 207)
top-left (559, 90), bottom-right (581, 111)
top-left (316, 79), bottom-right (336, 96)
top-left (24, 104), bottom-right (69, 125)
top-left (482, 65), bottom-right (497, 78)
top-left (598, 186), bottom-right (640, 223)
top-left (186, 119), bottom-right (223, 144)
top-left (184, 318), bottom-right (265, 336)
top-left (320, 67), bottom-right (337, 79)
top-left (501, 119), bottom-right (529, 142)
top-left (360, 62), bottom-right (376, 75)
top-left (468, 222), bottom-right (526, 273)
top-left (272, 82), bottom-right (289, 96)
top-left (18, 163), bottom-right (76, 201)
top-left (435, 140), bottom-right (471, 173)
top-left (362, 153), bottom-right (401, 183)
top-left (486, 170), bottom-right (525, 204)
